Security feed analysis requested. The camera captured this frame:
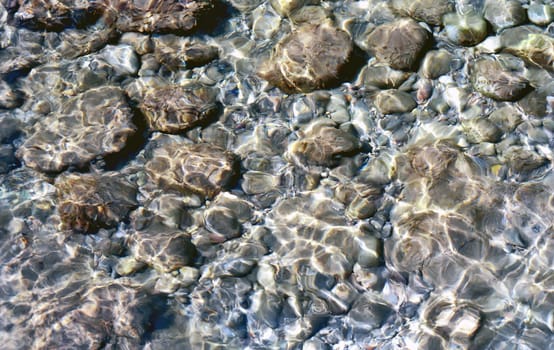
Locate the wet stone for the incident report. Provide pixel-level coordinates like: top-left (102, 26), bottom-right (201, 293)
top-left (390, 0), bottom-right (453, 26)
top-left (153, 35), bottom-right (219, 70)
top-left (146, 142), bottom-right (237, 199)
top-left (139, 83), bottom-right (219, 133)
top-left (16, 86), bottom-right (136, 173)
top-left (501, 145), bottom-right (547, 176)
top-left (56, 27), bottom-right (117, 59)
top-left (484, 0), bottom-right (527, 32)
top-left (269, 0), bottom-right (318, 17)
top-left (0, 80), bottom-right (22, 109)
top-left (356, 64), bottom-right (411, 89)
top-left (420, 49), bottom-right (453, 79)
top-left (131, 222), bottom-right (197, 273)
top-left (10, 0), bottom-right (101, 31)
top-left (365, 18), bottom-right (431, 71)
top-left (374, 90), bottom-right (416, 114)
top-left (287, 119), bottom-right (360, 167)
top-left (463, 118), bottom-right (502, 143)
top-left (501, 26), bottom-right (554, 71)
top-left (0, 144), bottom-right (17, 173)
top-left (56, 172), bottom-right (138, 233)
top-left (527, 4), bottom-right (554, 26)
top-left (259, 23), bottom-right (355, 93)
top-left (443, 12), bottom-right (489, 46)
top-left (102, 0), bottom-right (215, 34)
top-left (470, 55), bottom-right (531, 101)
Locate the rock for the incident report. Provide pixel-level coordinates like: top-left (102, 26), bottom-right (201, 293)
top-left (204, 207), bottom-right (241, 243)
top-left (364, 18), bottom-right (431, 71)
top-left (0, 80), bottom-right (22, 109)
top-left (348, 293), bottom-right (393, 329)
top-left (153, 35), bottom-right (219, 70)
top-left (131, 222), bottom-right (197, 272)
top-left (470, 55), bottom-right (531, 101)
top-left (56, 27), bottom-right (118, 59)
top-left (390, 0), bottom-right (453, 26)
top-left (269, 0), bottom-right (318, 17)
top-left (443, 12), bottom-right (489, 46)
top-left (145, 142), bottom-right (237, 198)
top-left (139, 83), bottom-right (219, 133)
top-left (462, 118), bottom-right (502, 143)
top-left (56, 172), bottom-right (138, 233)
top-left (115, 256), bottom-right (146, 276)
top-left (259, 23), bottom-right (355, 93)
top-left (102, 0), bottom-right (215, 34)
top-left (356, 64), bottom-right (411, 89)
top-left (16, 86), bottom-right (136, 173)
top-left (488, 105), bottom-right (522, 133)
top-left (0, 144), bottom-right (18, 173)
top-left (0, 116), bottom-right (23, 144)
top-left (527, 4), bottom-right (554, 26)
top-left (100, 44), bottom-right (140, 76)
top-left (287, 119), bottom-right (360, 167)
top-left (120, 32), bottom-right (154, 55)
top-left (374, 90), bottom-right (416, 114)
top-left (501, 26), bottom-right (554, 71)
top-left (484, 0), bottom-right (527, 32)
top-left (420, 49), bottom-right (453, 79)
top-left (501, 145), bottom-right (547, 175)
top-left (10, 0), bottom-right (101, 31)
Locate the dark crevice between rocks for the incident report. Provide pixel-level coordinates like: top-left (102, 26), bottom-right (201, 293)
top-left (194, 0), bottom-right (237, 37)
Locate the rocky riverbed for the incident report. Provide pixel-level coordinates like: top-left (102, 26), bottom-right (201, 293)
top-left (0, 0), bottom-right (553, 349)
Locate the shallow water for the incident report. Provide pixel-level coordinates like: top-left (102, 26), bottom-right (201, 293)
top-left (0, 0), bottom-right (554, 349)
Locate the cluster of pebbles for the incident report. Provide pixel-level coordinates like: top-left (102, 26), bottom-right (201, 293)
top-left (0, 0), bottom-right (553, 348)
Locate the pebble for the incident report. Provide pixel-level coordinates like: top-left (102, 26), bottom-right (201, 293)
top-left (443, 12), bottom-right (489, 46)
top-left (374, 90), bottom-right (416, 114)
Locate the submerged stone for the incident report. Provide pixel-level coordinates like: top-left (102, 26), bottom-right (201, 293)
top-left (501, 26), bottom-right (554, 71)
top-left (470, 55), bottom-right (531, 101)
top-left (139, 83), bottom-right (219, 133)
top-left (146, 142), bottom-right (237, 198)
top-left (153, 35), bottom-right (219, 70)
top-left (484, 0), bottom-right (527, 32)
top-left (527, 4), bottom-right (554, 26)
top-left (420, 49), bottom-right (453, 79)
top-left (131, 222), bottom-right (197, 272)
top-left (443, 12), bottom-right (489, 46)
top-left (16, 86), bottom-right (136, 173)
top-left (9, 0), bottom-right (101, 31)
top-left (101, 0), bottom-right (215, 34)
top-left (56, 172), bottom-right (138, 233)
top-left (374, 90), bottom-right (416, 114)
top-left (356, 64), bottom-right (411, 89)
top-left (259, 23), bottom-right (355, 93)
top-left (390, 0), bottom-right (453, 26)
top-left (287, 119), bottom-right (360, 167)
top-left (364, 18), bottom-right (431, 71)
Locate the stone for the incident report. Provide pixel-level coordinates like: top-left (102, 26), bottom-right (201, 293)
top-left (443, 12), bottom-right (489, 46)
top-left (56, 172), bottom-right (138, 233)
top-left (16, 86), bottom-right (136, 173)
top-left (501, 26), bottom-right (554, 71)
top-left (287, 119), bottom-right (360, 167)
top-left (139, 83), bottom-right (219, 133)
top-left (56, 27), bottom-right (118, 59)
top-left (259, 23), bottom-right (355, 93)
top-left (527, 4), bottom-right (554, 26)
top-left (462, 118), bottom-right (502, 143)
top-left (374, 90), bottom-right (416, 114)
top-left (470, 55), bottom-right (531, 101)
top-left (153, 35), bottom-right (219, 70)
top-left (131, 222), bottom-right (197, 272)
top-left (0, 80), bottom-right (22, 109)
top-left (484, 0), bottom-right (527, 32)
top-left (364, 18), bottom-right (431, 71)
top-left (356, 64), bottom-right (411, 89)
top-left (420, 49), bottom-right (453, 79)
top-left (269, 0), bottom-right (318, 17)
top-left (9, 0), bottom-right (101, 31)
top-left (146, 142), bottom-right (237, 198)
top-left (390, 0), bottom-right (453, 26)
top-left (101, 0), bottom-right (215, 34)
